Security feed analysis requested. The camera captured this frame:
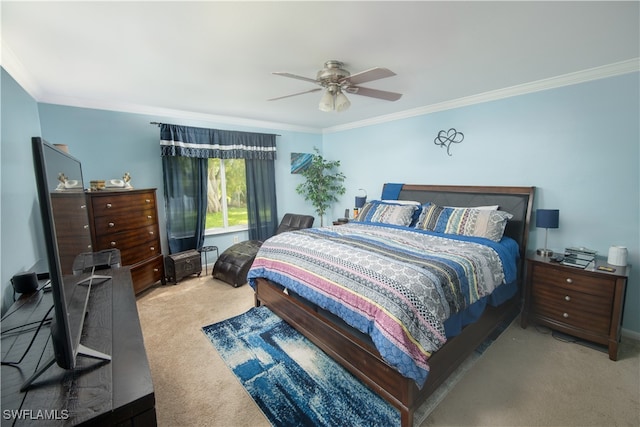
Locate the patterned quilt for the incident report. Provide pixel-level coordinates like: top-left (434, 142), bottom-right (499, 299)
top-left (248, 222), bottom-right (519, 388)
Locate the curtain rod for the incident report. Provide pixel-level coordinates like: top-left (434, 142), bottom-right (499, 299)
top-left (150, 122), bottom-right (280, 136)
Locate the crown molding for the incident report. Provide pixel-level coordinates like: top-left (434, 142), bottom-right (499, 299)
top-left (322, 58), bottom-right (640, 134)
top-left (34, 95), bottom-right (323, 135)
top-left (1, 38), bottom-right (45, 99)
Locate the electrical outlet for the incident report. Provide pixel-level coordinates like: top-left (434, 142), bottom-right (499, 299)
top-left (233, 236), bottom-right (239, 243)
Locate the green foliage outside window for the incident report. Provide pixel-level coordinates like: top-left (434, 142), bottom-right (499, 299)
top-left (207, 158), bottom-right (248, 228)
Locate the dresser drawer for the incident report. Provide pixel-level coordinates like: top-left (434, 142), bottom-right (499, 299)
top-left (118, 240), bottom-right (161, 266)
top-left (94, 225), bottom-right (159, 251)
top-left (130, 255), bottom-right (164, 294)
top-left (90, 192), bottom-right (156, 217)
top-left (93, 209), bottom-right (158, 234)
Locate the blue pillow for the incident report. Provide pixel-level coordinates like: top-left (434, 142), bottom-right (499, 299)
top-left (354, 200), bottom-right (417, 227)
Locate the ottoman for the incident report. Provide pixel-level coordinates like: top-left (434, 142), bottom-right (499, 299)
top-left (212, 240), bottom-right (263, 287)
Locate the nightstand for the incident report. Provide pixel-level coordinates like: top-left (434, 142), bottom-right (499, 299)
top-left (521, 253), bottom-right (630, 360)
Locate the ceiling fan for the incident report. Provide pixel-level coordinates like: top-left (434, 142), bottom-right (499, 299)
top-left (268, 60), bottom-right (402, 112)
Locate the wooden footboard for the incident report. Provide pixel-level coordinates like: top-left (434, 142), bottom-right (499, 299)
top-left (254, 277), bottom-right (519, 427)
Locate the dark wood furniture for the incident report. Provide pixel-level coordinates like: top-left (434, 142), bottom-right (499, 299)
top-left (50, 192), bottom-right (93, 276)
top-left (253, 184), bottom-right (535, 427)
top-left (1, 267), bottom-right (156, 426)
top-left (521, 253), bottom-right (630, 360)
top-left (87, 189), bottom-right (164, 294)
top-left (165, 249), bottom-right (202, 284)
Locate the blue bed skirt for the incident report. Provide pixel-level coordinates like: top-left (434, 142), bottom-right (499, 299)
top-left (443, 280), bottom-right (518, 338)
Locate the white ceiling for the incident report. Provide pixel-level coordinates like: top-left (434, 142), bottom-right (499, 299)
top-left (2, 1), bottom-right (639, 133)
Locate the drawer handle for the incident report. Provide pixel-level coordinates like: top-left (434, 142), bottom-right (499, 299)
top-left (564, 295), bottom-right (571, 301)
top-left (145, 199), bottom-right (151, 203)
top-left (106, 203), bottom-right (112, 208)
top-left (150, 247), bottom-right (155, 251)
top-left (80, 204), bottom-right (87, 209)
top-left (149, 231), bottom-right (154, 235)
top-left (147, 215), bottom-right (153, 219)
top-left (110, 241), bottom-right (117, 247)
top-left (565, 278), bottom-right (573, 284)
top-left (563, 312), bottom-right (569, 318)
top-left (84, 224), bottom-right (89, 229)
top-left (153, 268), bottom-right (159, 272)
top-left (108, 222), bottom-right (115, 228)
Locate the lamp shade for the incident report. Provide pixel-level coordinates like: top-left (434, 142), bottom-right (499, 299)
top-left (335, 90), bottom-right (351, 112)
top-left (536, 209), bottom-right (559, 229)
top-left (355, 188), bottom-right (367, 208)
top-left (318, 90), bottom-right (334, 112)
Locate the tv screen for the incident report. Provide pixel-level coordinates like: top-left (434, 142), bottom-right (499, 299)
top-left (25, 137), bottom-right (110, 390)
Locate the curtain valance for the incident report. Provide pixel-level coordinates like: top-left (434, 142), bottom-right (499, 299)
top-left (160, 124), bottom-right (277, 160)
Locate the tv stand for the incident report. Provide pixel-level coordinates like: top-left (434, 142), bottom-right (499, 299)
top-left (20, 343), bottom-right (112, 393)
top-left (1, 267), bottom-right (156, 425)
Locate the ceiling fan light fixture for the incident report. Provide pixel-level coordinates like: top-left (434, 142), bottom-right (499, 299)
top-left (335, 90), bottom-right (350, 112)
top-left (318, 88), bottom-right (335, 112)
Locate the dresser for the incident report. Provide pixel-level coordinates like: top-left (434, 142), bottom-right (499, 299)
top-left (521, 253), bottom-right (630, 360)
top-left (87, 189), bottom-right (164, 294)
top-left (50, 191), bottom-right (93, 275)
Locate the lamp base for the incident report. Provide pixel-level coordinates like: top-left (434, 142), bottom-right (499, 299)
top-left (536, 248), bottom-right (554, 257)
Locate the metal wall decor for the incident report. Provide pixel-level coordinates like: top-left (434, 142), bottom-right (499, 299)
top-left (434, 128), bottom-right (464, 156)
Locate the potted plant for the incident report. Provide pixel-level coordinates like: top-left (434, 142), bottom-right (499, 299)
top-left (296, 148), bottom-right (346, 226)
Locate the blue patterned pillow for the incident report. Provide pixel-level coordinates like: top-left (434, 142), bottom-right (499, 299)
top-left (414, 203), bottom-right (450, 231)
top-left (415, 204), bottom-right (513, 242)
top-left (443, 207), bottom-right (513, 241)
top-left (354, 200), bottom-right (417, 227)
top-left (381, 199), bottom-right (422, 226)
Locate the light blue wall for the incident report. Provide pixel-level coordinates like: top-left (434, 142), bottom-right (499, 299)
top-left (35, 105), bottom-right (322, 255)
top-left (2, 66), bottom-right (638, 334)
top-left (324, 72), bottom-right (639, 334)
top-left (1, 69), bottom-right (44, 312)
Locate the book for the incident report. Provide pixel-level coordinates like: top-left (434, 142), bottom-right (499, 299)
top-left (562, 257), bottom-right (592, 269)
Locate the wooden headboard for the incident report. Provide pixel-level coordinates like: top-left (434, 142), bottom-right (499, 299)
top-left (393, 184), bottom-right (535, 260)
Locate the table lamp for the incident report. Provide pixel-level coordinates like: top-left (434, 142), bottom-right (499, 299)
top-left (536, 209), bottom-right (559, 257)
top-left (354, 189), bottom-right (367, 217)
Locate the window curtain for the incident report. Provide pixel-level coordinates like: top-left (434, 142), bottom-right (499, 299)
top-left (246, 158), bottom-right (278, 241)
top-left (160, 123), bottom-right (277, 252)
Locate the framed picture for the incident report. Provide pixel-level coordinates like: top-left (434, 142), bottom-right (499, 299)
top-left (290, 152), bottom-right (313, 174)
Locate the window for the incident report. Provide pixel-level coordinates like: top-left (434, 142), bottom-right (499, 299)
top-left (206, 158), bottom-right (248, 231)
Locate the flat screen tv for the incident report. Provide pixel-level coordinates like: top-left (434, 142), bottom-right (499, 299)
top-left (24, 137), bottom-right (111, 391)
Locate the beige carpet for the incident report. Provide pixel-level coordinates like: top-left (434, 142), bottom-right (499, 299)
top-left (136, 275), bottom-right (640, 427)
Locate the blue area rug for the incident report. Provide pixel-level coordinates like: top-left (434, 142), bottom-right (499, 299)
top-left (202, 305), bottom-right (516, 427)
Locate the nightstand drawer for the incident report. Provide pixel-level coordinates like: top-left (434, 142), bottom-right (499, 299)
top-left (531, 264), bottom-right (615, 298)
top-left (531, 283), bottom-right (612, 334)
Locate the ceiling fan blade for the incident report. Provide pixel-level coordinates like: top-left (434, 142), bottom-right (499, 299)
top-left (272, 72), bottom-right (319, 84)
top-left (347, 86), bottom-right (403, 101)
top-left (267, 87), bottom-right (322, 101)
top-left (341, 67), bottom-right (396, 85)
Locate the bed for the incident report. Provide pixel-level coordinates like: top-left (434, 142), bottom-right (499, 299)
top-left (248, 184), bottom-right (535, 426)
